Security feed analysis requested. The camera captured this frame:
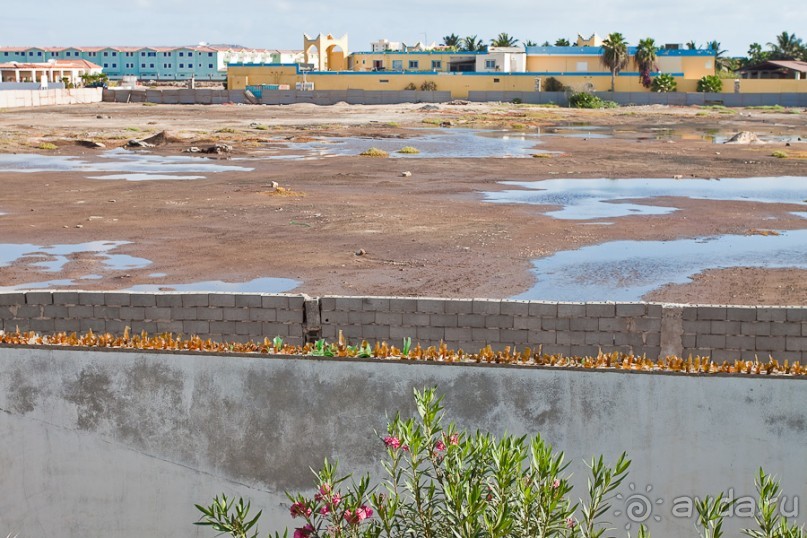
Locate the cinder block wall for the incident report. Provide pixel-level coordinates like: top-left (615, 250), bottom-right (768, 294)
top-left (1, 292), bottom-right (806, 360)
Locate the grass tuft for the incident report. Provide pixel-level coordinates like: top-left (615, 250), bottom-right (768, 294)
top-left (360, 147), bottom-right (389, 157)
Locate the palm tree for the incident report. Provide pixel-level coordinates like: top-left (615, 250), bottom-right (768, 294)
top-left (634, 37), bottom-right (658, 88)
top-left (491, 33), bottom-right (519, 47)
top-left (524, 40), bottom-right (537, 47)
top-left (768, 31), bottom-right (804, 60)
top-left (600, 32), bottom-right (630, 92)
top-left (462, 35), bottom-right (485, 52)
top-left (554, 38), bottom-right (571, 47)
top-left (686, 41), bottom-right (698, 50)
top-left (442, 33), bottom-right (461, 50)
top-left (745, 43), bottom-right (769, 66)
top-left (706, 40), bottom-right (731, 72)
top-left (541, 41), bottom-right (551, 47)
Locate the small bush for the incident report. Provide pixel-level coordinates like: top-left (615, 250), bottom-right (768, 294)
top-left (359, 147), bottom-right (389, 157)
top-left (772, 150), bottom-right (788, 158)
top-left (253, 124), bottom-right (270, 130)
top-left (404, 82), bottom-right (417, 91)
top-left (543, 77), bottom-right (566, 92)
top-left (397, 146), bottom-right (420, 154)
top-left (419, 80), bottom-right (437, 91)
top-left (511, 97), bottom-right (523, 104)
top-left (697, 74), bottom-right (724, 93)
top-left (38, 142), bottom-right (58, 150)
top-left (569, 92), bottom-right (618, 109)
top-left (142, 102), bottom-right (158, 107)
top-left (651, 73), bottom-right (678, 92)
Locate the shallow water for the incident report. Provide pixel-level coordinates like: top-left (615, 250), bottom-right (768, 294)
top-left (484, 176), bottom-right (807, 220)
top-left (514, 229), bottom-right (807, 302)
top-left (0, 148), bottom-right (252, 179)
top-left (126, 277), bottom-right (299, 293)
top-left (0, 240), bottom-right (151, 273)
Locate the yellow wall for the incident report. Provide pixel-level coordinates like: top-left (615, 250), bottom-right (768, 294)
top-left (727, 78), bottom-right (807, 93)
top-left (349, 53), bottom-right (461, 72)
top-left (525, 54), bottom-right (715, 80)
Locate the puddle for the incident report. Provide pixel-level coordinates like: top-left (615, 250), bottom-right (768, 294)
top-left (264, 128), bottom-right (546, 159)
top-left (0, 148), bottom-right (253, 179)
top-left (0, 279), bottom-right (76, 292)
top-left (0, 241), bottom-right (151, 272)
top-left (126, 277), bottom-right (299, 293)
top-left (793, 212), bottom-right (807, 219)
top-left (514, 229), bottom-right (807, 302)
top-left (484, 177), bottom-right (807, 220)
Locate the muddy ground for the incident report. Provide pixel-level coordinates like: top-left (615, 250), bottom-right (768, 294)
top-left (0, 101), bottom-right (805, 304)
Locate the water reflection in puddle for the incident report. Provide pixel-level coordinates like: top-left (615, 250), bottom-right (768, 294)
top-left (0, 148), bottom-right (252, 179)
top-left (514, 229), bottom-right (807, 302)
top-left (126, 277), bottom-right (299, 293)
top-left (0, 241), bottom-right (151, 272)
top-left (485, 177), bottom-right (807, 219)
top-left (269, 129), bottom-right (546, 159)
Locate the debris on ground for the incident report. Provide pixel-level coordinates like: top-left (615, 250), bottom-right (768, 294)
top-left (724, 131), bottom-right (762, 144)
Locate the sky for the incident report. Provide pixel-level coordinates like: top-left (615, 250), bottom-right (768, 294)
top-left (3, 0), bottom-right (804, 57)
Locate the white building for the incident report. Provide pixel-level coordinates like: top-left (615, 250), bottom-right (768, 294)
top-left (475, 47), bottom-right (526, 73)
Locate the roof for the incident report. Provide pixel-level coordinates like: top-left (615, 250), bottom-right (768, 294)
top-left (738, 60), bottom-right (807, 73)
top-left (0, 45), bottom-right (274, 54)
top-left (0, 59), bottom-right (102, 70)
top-left (525, 45), bottom-right (715, 57)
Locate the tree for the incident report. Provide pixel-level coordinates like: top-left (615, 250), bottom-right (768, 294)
top-left (541, 40), bottom-right (551, 47)
top-left (555, 38), bottom-right (571, 46)
top-left (634, 37), bottom-right (658, 88)
top-left (745, 43), bottom-right (770, 66)
top-left (524, 40), bottom-right (537, 47)
top-left (442, 33), bottom-right (461, 50)
top-left (600, 32), bottom-right (630, 92)
top-left (686, 40), bottom-right (698, 50)
top-left (491, 33), bottom-right (519, 47)
top-left (706, 40), bottom-right (732, 72)
top-left (462, 35), bottom-right (485, 51)
top-left (768, 31), bottom-right (804, 60)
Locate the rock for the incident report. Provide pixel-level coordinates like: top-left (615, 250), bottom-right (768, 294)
top-left (270, 181), bottom-right (280, 190)
top-left (127, 139), bottom-right (155, 148)
top-left (447, 100), bottom-right (469, 106)
top-left (440, 121), bottom-right (452, 127)
top-left (76, 140), bottom-right (106, 149)
top-left (419, 104), bottom-right (439, 111)
top-left (355, 249), bottom-right (366, 256)
top-left (673, 174), bottom-right (684, 179)
top-left (724, 131), bottom-right (762, 144)
top-left (401, 171), bottom-right (412, 177)
top-left (140, 131), bottom-right (167, 146)
top-left (75, 224), bottom-right (83, 229)
top-left (183, 146), bottom-right (202, 153)
top-left (201, 143), bottom-right (232, 154)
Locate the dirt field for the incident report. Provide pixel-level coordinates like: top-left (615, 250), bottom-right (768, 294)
top-left (0, 101), bottom-right (805, 304)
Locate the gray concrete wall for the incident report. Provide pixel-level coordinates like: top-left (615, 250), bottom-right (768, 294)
top-left (468, 90), bottom-right (807, 107)
top-left (0, 82), bottom-right (66, 91)
top-left (0, 346), bottom-right (804, 538)
top-left (0, 88), bottom-right (102, 108)
top-left (2, 292), bottom-right (807, 361)
top-left (102, 88), bottom-right (452, 105)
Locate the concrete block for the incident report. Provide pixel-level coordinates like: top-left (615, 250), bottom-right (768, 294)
top-left (402, 313), bottom-right (432, 327)
top-left (144, 307), bottom-right (172, 321)
top-left (0, 293), bottom-right (25, 306)
top-left (0, 306), bottom-right (15, 320)
top-left (696, 334), bottom-right (726, 349)
top-left (389, 326), bottom-right (411, 340)
top-left (542, 318), bottom-right (569, 331)
top-left (30, 319), bottom-right (55, 332)
top-left (755, 336), bottom-right (786, 351)
top-left (541, 344), bottom-right (571, 356)
top-left (373, 312), bottom-right (402, 326)
top-left (528, 302), bottom-right (557, 317)
top-left (527, 330), bottom-right (557, 345)
top-left (586, 332), bottom-right (615, 345)
top-left (771, 323), bottom-right (801, 337)
top-left (804, 322), bottom-right (807, 337)
top-left (500, 301), bottom-right (529, 317)
top-left (80, 319), bottom-right (106, 332)
top-left (93, 306), bottom-right (120, 319)
top-left (557, 331), bottom-right (587, 345)
top-left (757, 309), bottom-right (787, 322)
top-left (249, 309), bottom-right (277, 322)
top-left (472, 299), bottom-right (500, 315)
top-left (616, 303), bottom-right (646, 317)
top-left (183, 320), bottom-right (210, 335)
top-left (339, 325), bottom-right (362, 339)
top-left (277, 309), bottom-right (303, 323)
top-left (130, 321), bottom-right (158, 334)
top-left (288, 296), bottom-right (305, 310)
top-left (725, 306), bottom-right (757, 322)
top-left (170, 307), bottom-right (197, 320)
top-left (514, 317), bottom-right (542, 331)
top-left (472, 328), bottom-right (500, 344)
top-left (681, 307), bottom-right (699, 321)
top-left (725, 335), bottom-right (756, 350)
top-left (334, 297), bottom-right (360, 311)
top-left (485, 315), bottom-right (514, 329)
top-left (740, 322), bottom-right (770, 336)
top-left (364, 325), bottom-right (390, 340)
top-left (558, 303), bottom-right (586, 318)
top-left (235, 321), bottom-right (264, 336)
top-left (424, 313), bottom-right (460, 329)
top-left (104, 293), bottom-right (131, 306)
top-left (348, 311), bottom-right (375, 324)
top-left (445, 299), bottom-right (473, 314)
top-left (444, 327), bottom-right (473, 343)
top-left (586, 303), bottom-right (615, 317)
top-left (389, 298), bottom-right (418, 313)
top-left (418, 298), bottom-right (446, 314)
top-left (130, 294), bottom-right (157, 307)
top-left (361, 297), bottom-right (389, 312)
top-left (67, 305), bottom-right (94, 319)
top-left (570, 318), bottom-right (598, 331)
top-left (51, 292), bottom-right (80, 305)
top-left (786, 308), bottom-right (807, 322)
top-left (416, 326), bottom-right (445, 342)
top-left (683, 320), bottom-right (712, 335)
top-left (183, 294), bottom-right (210, 307)
top-left (500, 329), bottom-right (530, 345)
top-left (78, 292), bottom-right (105, 306)
top-left (223, 308), bottom-right (250, 321)
top-left (457, 314), bottom-right (486, 328)
top-left (25, 291), bottom-right (53, 305)
top-left (698, 307), bottom-right (728, 321)
top-left (43, 305), bottom-right (69, 318)
top-left (710, 321), bottom-right (741, 335)
top-left (631, 318), bottom-right (660, 332)
top-left (210, 321), bottom-right (236, 335)
top-left (681, 334), bottom-right (697, 348)
top-left (646, 304), bottom-right (664, 318)
top-left (155, 294), bottom-right (183, 307)
top-left (103, 320), bottom-right (130, 334)
top-left (571, 345), bottom-right (601, 358)
top-left (599, 318), bottom-right (627, 332)
top-left (53, 318), bottom-right (81, 332)
top-left (644, 333), bottom-right (661, 347)
top-left (709, 349), bottom-right (738, 362)
top-left (264, 322), bottom-right (290, 338)
top-left (209, 294), bottom-right (236, 307)
top-left (786, 337), bottom-right (807, 352)
top-left (235, 294), bottom-right (263, 308)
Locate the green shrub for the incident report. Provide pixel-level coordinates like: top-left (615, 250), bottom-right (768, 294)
top-left (651, 73), bottom-right (678, 92)
top-left (38, 142), bottom-right (58, 150)
top-left (359, 147), bottom-right (389, 157)
top-left (511, 97), bottom-right (523, 104)
top-left (404, 82), bottom-right (417, 91)
top-left (569, 92), bottom-right (618, 109)
top-left (543, 77), bottom-right (566, 92)
top-left (419, 80), bottom-right (437, 91)
top-left (697, 75), bottom-right (724, 93)
top-left (397, 146), bottom-right (420, 154)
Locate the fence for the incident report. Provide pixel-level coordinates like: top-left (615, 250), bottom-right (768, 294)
top-left (0, 87), bottom-right (102, 108)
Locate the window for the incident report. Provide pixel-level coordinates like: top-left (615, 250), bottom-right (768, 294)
top-left (141, 52), bottom-right (145, 56)
top-left (408, 60), bottom-right (419, 69)
top-left (150, 63), bottom-right (155, 68)
top-left (493, 78), bottom-right (500, 83)
top-left (575, 61), bottom-right (587, 72)
top-left (379, 79), bottom-right (389, 83)
top-left (148, 52), bottom-right (156, 57)
top-left (208, 52), bottom-right (213, 57)
top-left (485, 59), bottom-right (496, 69)
top-left (431, 60), bottom-right (442, 70)
top-left (103, 52), bottom-right (108, 56)
top-left (112, 52), bottom-right (117, 56)
top-left (179, 63), bottom-right (184, 68)
top-left (179, 52), bottom-right (184, 57)
top-left (3, 52), bottom-right (8, 57)
top-left (392, 60), bottom-right (402, 70)
top-left (88, 52), bottom-right (97, 57)
top-left (187, 52), bottom-right (193, 57)
top-left (103, 63), bottom-right (108, 68)
top-left (112, 64), bottom-right (117, 68)
top-left (208, 64), bottom-right (213, 68)
top-left (141, 64), bottom-right (146, 68)
top-left (37, 51), bottom-right (42, 56)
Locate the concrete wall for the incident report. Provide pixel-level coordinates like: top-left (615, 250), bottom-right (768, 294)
top-left (469, 90), bottom-right (807, 107)
top-left (0, 82), bottom-right (65, 90)
top-left (0, 346), bottom-right (804, 538)
top-left (0, 88), bottom-right (102, 108)
top-left (2, 292), bottom-right (807, 361)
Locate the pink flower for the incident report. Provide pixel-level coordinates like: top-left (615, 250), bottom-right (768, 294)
top-left (552, 479), bottom-right (561, 489)
top-left (290, 501), bottom-right (311, 519)
top-left (566, 517), bottom-right (577, 529)
top-left (319, 505), bottom-right (330, 515)
top-left (402, 445), bottom-right (410, 452)
top-left (449, 433), bottom-right (459, 446)
top-left (383, 435), bottom-right (401, 449)
top-left (434, 440), bottom-right (446, 452)
top-left (331, 492), bottom-right (341, 506)
top-left (343, 505), bottom-right (373, 525)
top-left (293, 524), bottom-right (314, 538)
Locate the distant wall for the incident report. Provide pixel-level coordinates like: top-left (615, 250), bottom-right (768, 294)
top-left (2, 292), bottom-right (807, 361)
top-left (0, 88), bottom-right (101, 108)
top-left (468, 90), bottom-right (807, 107)
top-left (102, 88), bottom-right (451, 105)
top-left (0, 82), bottom-right (65, 91)
top-left (0, 346), bottom-right (804, 538)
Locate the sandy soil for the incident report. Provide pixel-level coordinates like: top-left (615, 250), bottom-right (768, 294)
top-left (0, 101), bottom-right (805, 304)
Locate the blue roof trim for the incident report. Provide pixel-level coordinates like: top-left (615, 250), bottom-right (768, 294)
top-left (351, 50), bottom-right (487, 55)
top-left (525, 46), bottom-right (714, 56)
